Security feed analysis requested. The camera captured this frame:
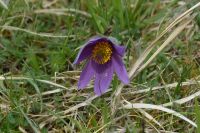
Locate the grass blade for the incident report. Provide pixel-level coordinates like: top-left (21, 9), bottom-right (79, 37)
top-left (195, 99), bottom-right (200, 132)
top-left (122, 102), bottom-right (197, 128)
top-left (0, 0), bottom-right (8, 9)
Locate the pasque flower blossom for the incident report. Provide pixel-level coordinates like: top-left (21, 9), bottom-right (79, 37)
top-left (74, 36), bottom-right (129, 96)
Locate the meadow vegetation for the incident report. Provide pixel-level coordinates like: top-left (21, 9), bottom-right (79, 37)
top-left (0, 0), bottom-right (200, 132)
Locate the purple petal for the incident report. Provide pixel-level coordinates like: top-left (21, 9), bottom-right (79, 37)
top-left (109, 37), bottom-right (126, 56)
top-left (78, 60), bottom-right (94, 89)
top-left (112, 54), bottom-right (129, 84)
top-left (91, 60), bottom-right (110, 74)
top-left (113, 44), bottom-right (126, 57)
top-left (73, 36), bottom-right (102, 64)
top-left (94, 62), bottom-right (113, 96)
top-left (73, 36), bottom-right (126, 64)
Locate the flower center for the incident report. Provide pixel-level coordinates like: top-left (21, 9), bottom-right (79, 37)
top-left (92, 41), bottom-right (112, 64)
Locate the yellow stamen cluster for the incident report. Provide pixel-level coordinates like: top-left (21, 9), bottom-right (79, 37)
top-left (92, 41), bottom-right (112, 64)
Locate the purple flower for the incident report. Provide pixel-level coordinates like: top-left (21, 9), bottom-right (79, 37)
top-left (74, 36), bottom-right (129, 96)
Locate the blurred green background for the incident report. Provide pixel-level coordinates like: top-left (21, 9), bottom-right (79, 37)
top-left (0, 0), bottom-right (200, 132)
